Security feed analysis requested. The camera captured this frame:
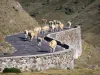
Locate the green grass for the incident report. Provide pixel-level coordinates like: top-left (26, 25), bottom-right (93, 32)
top-left (0, 34), bottom-right (12, 54)
top-left (75, 41), bottom-right (100, 69)
top-left (0, 0), bottom-right (100, 74)
top-left (3, 68), bottom-right (21, 73)
top-left (0, 68), bottom-right (100, 75)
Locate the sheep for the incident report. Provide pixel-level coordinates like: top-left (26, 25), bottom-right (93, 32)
top-left (41, 25), bottom-right (49, 34)
top-left (24, 30), bottom-right (29, 39)
top-left (41, 19), bottom-right (47, 25)
top-left (53, 20), bottom-right (59, 31)
top-left (37, 37), bottom-right (44, 46)
top-left (55, 23), bottom-right (59, 31)
top-left (48, 21), bottom-right (53, 32)
top-left (48, 21), bottom-right (53, 27)
top-left (58, 21), bottom-right (64, 31)
top-left (49, 21), bottom-right (53, 24)
top-left (48, 40), bottom-right (57, 52)
top-left (53, 20), bottom-right (58, 24)
top-left (51, 24), bottom-right (56, 32)
top-left (28, 30), bottom-right (38, 41)
top-left (67, 21), bottom-right (71, 28)
top-left (28, 30), bottom-right (34, 41)
top-left (34, 27), bottom-right (41, 34)
top-left (49, 21), bottom-right (56, 32)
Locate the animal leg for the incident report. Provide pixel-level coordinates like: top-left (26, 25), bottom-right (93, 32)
top-left (53, 47), bottom-right (56, 52)
top-left (31, 35), bottom-right (34, 41)
top-left (25, 34), bottom-right (28, 39)
top-left (38, 42), bottom-right (41, 46)
top-left (56, 28), bottom-right (58, 32)
top-left (30, 37), bottom-right (33, 41)
top-left (50, 47), bottom-right (53, 53)
top-left (43, 30), bottom-right (44, 34)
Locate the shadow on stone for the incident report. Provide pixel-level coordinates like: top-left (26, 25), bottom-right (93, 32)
top-left (18, 37), bottom-right (28, 41)
top-left (44, 36), bottom-right (69, 49)
top-left (37, 50), bottom-right (49, 53)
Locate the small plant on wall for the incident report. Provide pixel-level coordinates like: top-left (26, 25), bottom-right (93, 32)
top-left (2, 68), bottom-right (21, 73)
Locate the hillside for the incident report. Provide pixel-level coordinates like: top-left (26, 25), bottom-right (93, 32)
top-left (19, 0), bottom-right (100, 47)
top-left (18, 0), bottom-right (100, 73)
top-left (0, 0), bottom-right (39, 36)
top-left (0, 0), bottom-right (39, 53)
top-left (72, 0), bottom-right (100, 47)
top-left (0, 0), bottom-right (100, 74)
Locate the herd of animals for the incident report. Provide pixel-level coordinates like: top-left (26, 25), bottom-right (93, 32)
top-left (24, 19), bottom-right (72, 52)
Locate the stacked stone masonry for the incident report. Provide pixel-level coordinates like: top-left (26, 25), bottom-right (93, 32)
top-left (47, 26), bottom-right (82, 59)
top-left (0, 26), bottom-right (81, 72)
top-left (0, 49), bottom-right (74, 72)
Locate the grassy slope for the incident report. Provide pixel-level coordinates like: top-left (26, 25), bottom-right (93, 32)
top-left (0, 0), bottom-right (39, 53)
top-left (72, 0), bottom-right (100, 47)
top-left (19, 0), bottom-right (100, 46)
top-left (0, 69), bottom-right (100, 75)
top-left (18, 0), bottom-right (100, 74)
top-left (18, 0), bottom-right (100, 66)
top-left (0, 0), bottom-right (100, 74)
top-left (0, 0), bottom-right (39, 35)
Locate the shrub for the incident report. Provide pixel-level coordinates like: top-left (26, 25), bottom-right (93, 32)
top-left (55, 5), bottom-right (63, 10)
top-left (74, 0), bottom-right (79, 4)
top-left (88, 0), bottom-right (95, 5)
top-left (2, 68), bottom-right (21, 73)
top-left (65, 7), bottom-right (74, 15)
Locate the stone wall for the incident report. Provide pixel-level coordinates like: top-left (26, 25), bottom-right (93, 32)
top-left (0, 49), bottom-right (74, 72)
top-left (47, 26), bottom-right (82, 59)
top-left (0, 26), bottom-right (82, 72)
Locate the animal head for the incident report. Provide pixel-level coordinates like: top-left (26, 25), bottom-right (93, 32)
top-left (58, 21), bottom-right (62, 25)
top-left (24, 30), bottom-right (28, 34)
top-left (67, 21), bottom-right (71, 25)
top-left (49, 21), bottom-right (54, 25)
top-left (53, 20), bottom-right (58, 24)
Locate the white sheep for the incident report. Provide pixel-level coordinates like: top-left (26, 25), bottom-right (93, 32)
top-left (37, 37), bottom-right (44, 46)
top-left (49, 21), bottom-right (56, 32)
top-left (49, 21), bottom-right (53, 24)
top-left (51, 24), bottom-right (56, 32)
top-left (24, 30), bottom-right (29, 39)
top-left (28, 30), bottom-right (38, 41)
top-left (48, 40), bottom-right (57, 52)
top-left (67, 21), bottom-right (72, 28)
top-left (53, 20), bottom-right (58, 24)
top-left (48, 21), bottom-right (53, 32)
top-left (41, 25), bottom-right (49, 34)
top-left (58, 21), bottom-right (64, 31)
top-left (41, 19), bottom-right (47, 25)
top-left (34, 27), bottom-right (41, 34)
top-left (53, 20), bottom-right (59, 31)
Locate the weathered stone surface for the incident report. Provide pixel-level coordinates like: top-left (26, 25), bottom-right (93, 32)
top-left (48, 26), bottom-right (82, 59)
top-left (0, 26), bottom-right (82, 71)
top-left (0, 49), bottom-right (74, 72)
